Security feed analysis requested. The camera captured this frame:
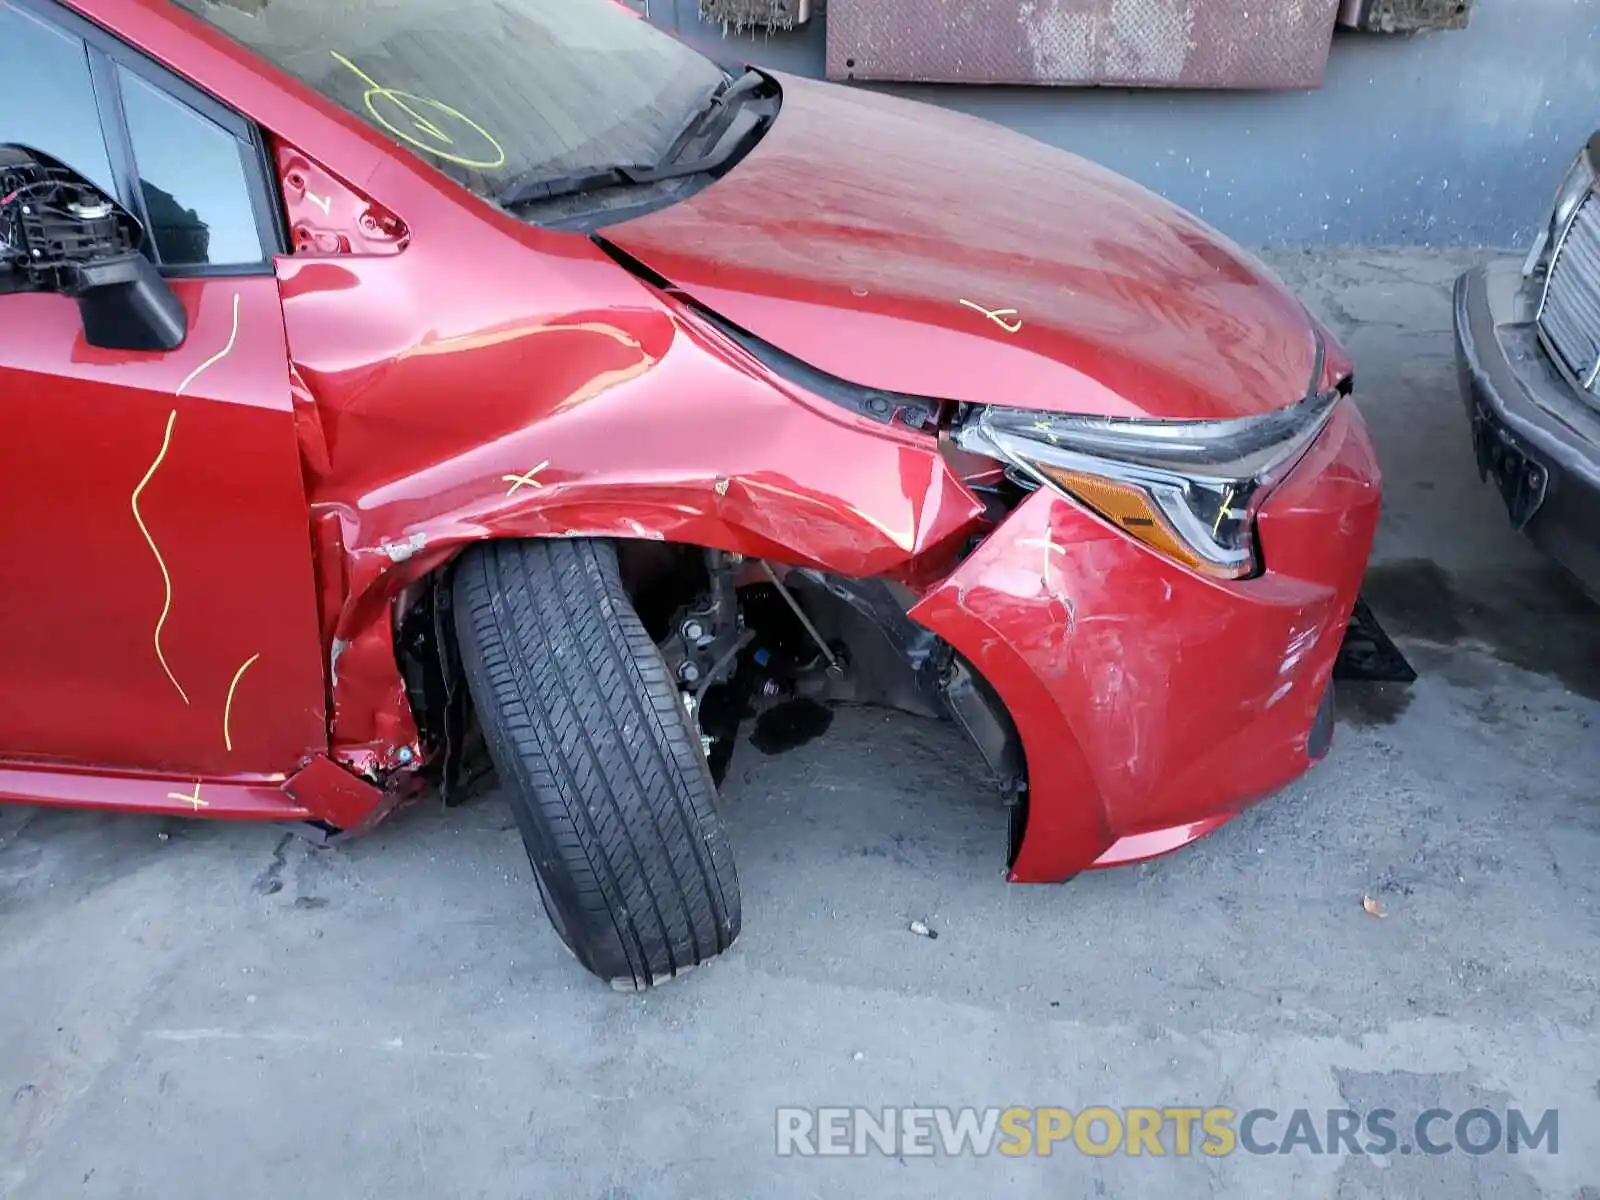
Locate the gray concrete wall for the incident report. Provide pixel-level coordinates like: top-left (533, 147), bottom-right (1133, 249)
top-left (648, 0), bottom-right (1599, 247)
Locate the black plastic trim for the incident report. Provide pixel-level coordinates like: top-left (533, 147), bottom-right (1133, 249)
top-left (714, 315), bottom-right (943, 433)
top-left (73, 252), bottom-right (190, 351)
top-left (1307, 684), bottom-right (1335, 761)
top-left (83, 45), bottom-right (154, 258)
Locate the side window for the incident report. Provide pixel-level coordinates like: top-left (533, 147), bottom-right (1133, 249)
top-left (117, 66), bottom-right (264, 268)
top-left (0, 4), bottom-right (114, 195)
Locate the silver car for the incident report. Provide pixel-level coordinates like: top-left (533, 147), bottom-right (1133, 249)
top-left (1456, 135), bottom-right (1600, 599)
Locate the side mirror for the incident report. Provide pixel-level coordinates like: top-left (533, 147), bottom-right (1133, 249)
top-left (0, 144), bottom-right (187, 351)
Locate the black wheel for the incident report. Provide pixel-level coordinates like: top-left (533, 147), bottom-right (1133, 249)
top-left (453, 538), bottom-right (741, 988)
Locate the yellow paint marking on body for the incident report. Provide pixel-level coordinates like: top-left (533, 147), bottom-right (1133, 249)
top-left (132, 293), bottom-right (243, 706)
top-left (167, 782), bottom-right (208, 811)
top-left (224, 653), bottom-right (261, 752)
top-left (132, 410), bottom-right (188, 704)
top-left (1018, 535), bottom-right (1066, 586)
top-left (502, 460), bottom-right (550, 496)
top-left (959, 298), bottom-right (1023, 334)
top-left (176, 292), bottom-right (241, 397)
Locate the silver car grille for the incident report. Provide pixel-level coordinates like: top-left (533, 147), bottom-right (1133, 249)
top-left (1538, 192), bottom-right (1600, 392)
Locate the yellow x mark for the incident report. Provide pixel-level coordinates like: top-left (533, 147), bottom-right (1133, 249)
top-left (166, 782), bottom-right (208, 811)
top-left (502, 460), bottom-right (550, 496)
top-left (959, 298), bottom-right (1023, 334)
top-left (1018, 535), bottom-right (1067, 587)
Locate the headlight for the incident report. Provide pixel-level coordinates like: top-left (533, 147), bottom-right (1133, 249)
top-left (955, 375), bottom-right (1341, 581)
top-left (1524, 149), bottom-right (1597, 277)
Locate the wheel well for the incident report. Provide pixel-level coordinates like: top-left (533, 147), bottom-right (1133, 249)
top-left (614, 542), bottom-right (711, 642)
top-left (391, 540), bottom-right (715, 803)
top-left (395, 537), bottom-right (1028, 863)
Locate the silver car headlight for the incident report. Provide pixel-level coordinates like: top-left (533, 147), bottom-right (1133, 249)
top-left (956, 379), bottom-right (1341, 581)
top-left (1524, 148), bottom-right (1597, 277)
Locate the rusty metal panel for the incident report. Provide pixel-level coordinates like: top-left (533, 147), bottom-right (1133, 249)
top-left (826, 0), bottom-right (1341, 89)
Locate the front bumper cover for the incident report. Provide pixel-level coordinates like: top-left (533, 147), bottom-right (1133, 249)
top-left (911, 398), bottom-right (1381, 882)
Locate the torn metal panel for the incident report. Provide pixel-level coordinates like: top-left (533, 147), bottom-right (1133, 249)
top-left (281, 752), bottom-right (391, 830)
top-left (826, 0), bottom-right (1341, 88)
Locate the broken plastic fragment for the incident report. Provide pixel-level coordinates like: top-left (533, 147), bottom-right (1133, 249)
top-left (379, 531), bottom-right (428, 563)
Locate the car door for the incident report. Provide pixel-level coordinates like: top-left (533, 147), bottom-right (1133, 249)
top-left (0, 0), bottom-right (328, 780)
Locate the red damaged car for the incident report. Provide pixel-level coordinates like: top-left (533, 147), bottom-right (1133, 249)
top-left (0, 0), bottom-right (1380, 987)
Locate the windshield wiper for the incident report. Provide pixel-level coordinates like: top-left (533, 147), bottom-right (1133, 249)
top-left (497, 69), bottom-right (771, 210)
top-left (662, 68), bottom-right (767, 162)
top-left (497, 163), bottom-right (660, 206)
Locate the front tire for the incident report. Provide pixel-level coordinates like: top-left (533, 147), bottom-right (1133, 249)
top-left (453, 538), bottom-right (741, 988)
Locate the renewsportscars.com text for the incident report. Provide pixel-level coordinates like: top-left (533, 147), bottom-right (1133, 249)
top-left (775, 1106), bottom-right (1559, 1158)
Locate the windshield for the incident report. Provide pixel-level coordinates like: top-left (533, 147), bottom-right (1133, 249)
top-left (171, 0), bottom-right (728, 198)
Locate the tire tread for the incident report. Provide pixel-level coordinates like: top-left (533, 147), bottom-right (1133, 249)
top-left (453, 538), bottom-right (740, 987)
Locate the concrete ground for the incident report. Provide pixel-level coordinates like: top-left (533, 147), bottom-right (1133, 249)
top-left (2, 249), bottom-right (1598, 1199)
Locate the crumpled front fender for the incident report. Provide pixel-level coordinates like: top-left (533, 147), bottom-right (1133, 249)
top-left (288, 269), bottom-right (985, 775)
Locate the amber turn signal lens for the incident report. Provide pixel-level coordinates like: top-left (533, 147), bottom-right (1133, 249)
top-left (1036, 465), bottom-right (1248, 580)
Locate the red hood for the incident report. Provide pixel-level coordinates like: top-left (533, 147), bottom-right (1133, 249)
top-left (605, 74), bottom-right (1321, 420)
